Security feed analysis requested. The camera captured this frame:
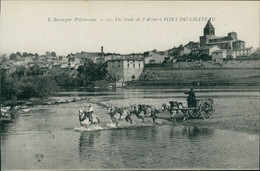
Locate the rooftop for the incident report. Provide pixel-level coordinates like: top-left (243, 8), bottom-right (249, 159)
top-left (207, 40), bottom-right (240, 45)
top-left (233, 40), bottom-right (245, 43)
top-left (107, 57), bottom-right (144, 62)
top-left (204, 19), bottom-right (215, 29)
top-left (233, 47), bottom-right (253, 51)
top-left (212, 49), bottom-right (227, 53)
top-left (192, 46), bottom-right (218, 51)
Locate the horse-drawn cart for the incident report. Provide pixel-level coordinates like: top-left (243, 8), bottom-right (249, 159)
top-left (173, 99), bottom-right (214, 120)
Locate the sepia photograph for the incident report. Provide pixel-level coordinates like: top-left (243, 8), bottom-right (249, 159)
top-left (0, 1), bottom-right (259, 170)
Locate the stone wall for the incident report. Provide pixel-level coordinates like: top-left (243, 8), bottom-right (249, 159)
top-left (139, 67), bottom-right (260, 86)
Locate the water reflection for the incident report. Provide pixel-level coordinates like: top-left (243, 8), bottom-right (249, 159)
top-left (109, 126), bottom-right (158, 143)
top-left (77, 125), bottom-right (216, 168)
top-left (0, 120), bottom-right (14, 133)
top-left (182, 126), bottom-right (215, 138)
top-left (78, 131), bottom-right (101, 158)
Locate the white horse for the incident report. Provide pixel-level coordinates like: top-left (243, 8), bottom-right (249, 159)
top-left (78, 109), bottom-right (100, 127)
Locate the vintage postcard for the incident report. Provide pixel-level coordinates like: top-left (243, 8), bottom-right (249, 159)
top-left (0, 1), bottom-right (259, 170)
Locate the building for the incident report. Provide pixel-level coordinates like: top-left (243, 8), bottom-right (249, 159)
top-left (251, 47), bottom-right (260, 58)
top-left (73, 46), bottom-right (105, 64)
top-left (191, 46), bottom-right (220, 56)
top-left (167, 45), bottom-right (191, 57)
top-left (199, 19), bottom-right (245, 50)
top-left (212, 49), bottom-right (227, 63)
top-left (106, 57), bottom-right (144, 82)
top-left (122, 53), bottom-right (144, 58)
top-left (143, 50), bottom-right (167, 64)
top-left (233, 47), bottom-right (253, 58)
top-left (227, 50), bottom-right (236, 59)
top-left (73, 52), bottom-right (101, 63)
top-left (94, 57), bottom-right (105, 64)
top-left (68, 56), bottom-right (81, 68)
top-left (104, 54), bottom-right (121, 62)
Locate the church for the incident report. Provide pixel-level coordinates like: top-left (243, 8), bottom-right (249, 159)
top-left (199, 19), bottom-right (246, 51)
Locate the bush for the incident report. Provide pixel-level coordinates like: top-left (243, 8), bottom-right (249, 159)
top-left (77, 60), bottom-right (107, 87)
top-left (0, 68), bottom-right (57, 102)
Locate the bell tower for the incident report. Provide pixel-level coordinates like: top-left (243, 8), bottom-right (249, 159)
top-left (204, 18), bottom-right (215, 36)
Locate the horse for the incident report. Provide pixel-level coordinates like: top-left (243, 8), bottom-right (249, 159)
top-left (130, 105), bottom-right (145, 123)
top-left (137, 104), bottom-right (160, 123)
top-left (162, 101), bottom-right (185, 122)
top-left (107, 106), bottom-right (132, 126)
top-left (78, 109), bottom-right (100, 127)
top-left (137, 104), bottom-right (151, 116)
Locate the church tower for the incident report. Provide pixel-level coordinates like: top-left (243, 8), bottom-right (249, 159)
top-left (203, 18), bottom-right (215, 36)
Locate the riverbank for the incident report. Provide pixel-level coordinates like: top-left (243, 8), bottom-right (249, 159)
top-left (130, 67), bottom-right (260, 88)
top-left (0, 97), bottom-right (90, 120)
top-left (126, 82), bottom-right (260, 89)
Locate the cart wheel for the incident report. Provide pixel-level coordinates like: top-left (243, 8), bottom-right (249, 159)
top-left (199, 101), bottom-right (214, 119)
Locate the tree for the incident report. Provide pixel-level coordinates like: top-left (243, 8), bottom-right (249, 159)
top-left (48, 68), bottom-right (74, 86)
top-left (1, 67), bottom-right (57, 102)
top-left (199, 54), bottom-right (212, 61)
top-left (27, 64), bottom-right (44, 76)
top-left (15, 66), bottom-right (27, 78)
top-left (46, 51), bottom-right (51, 56)
top-left (1, 55), bottom-right (7, 62)
top-left (15, 75), bottom-right (57, 100)
top-left (0, 69), bottom-right (18, 102)
top-left (51, 52), bottom-right (56, 57)
top-left (77, 60), bottom-right (107, 87)
top-left (9, 53), bottom-right (17, 60)
top-left (16, 52), bottom-right (22, 57)
top-left (23, 52), bottom-right (29, 57)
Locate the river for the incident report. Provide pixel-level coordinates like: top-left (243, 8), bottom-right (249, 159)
top-left (1, 88), bottom-right (259, 169)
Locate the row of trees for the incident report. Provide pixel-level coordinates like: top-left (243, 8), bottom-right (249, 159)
top-left (0, 67), bottom-right (57, 103)
top-left (175, 54), bottom-right (212, 62)
top-left (8, 51), bottom-right (57, 61)
top-left (0, 59), bottom-right (108, 104)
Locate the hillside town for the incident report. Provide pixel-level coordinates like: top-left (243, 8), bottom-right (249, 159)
top-left (1, 19), bottom-right (259, 85)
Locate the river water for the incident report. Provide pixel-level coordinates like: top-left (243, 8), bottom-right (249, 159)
top-left (1, 88), bottom-right (259, 169)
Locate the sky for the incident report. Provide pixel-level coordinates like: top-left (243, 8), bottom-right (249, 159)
top-left (0, 1), bottom-right (259, 56)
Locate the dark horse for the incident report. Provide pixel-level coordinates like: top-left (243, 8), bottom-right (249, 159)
top-left (137, 104), bottom-right (160, 123)
top-left (107, 106), bottom-right (133, 126)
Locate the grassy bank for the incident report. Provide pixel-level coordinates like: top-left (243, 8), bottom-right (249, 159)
top-left (130, 67), bottom-right (260, 88)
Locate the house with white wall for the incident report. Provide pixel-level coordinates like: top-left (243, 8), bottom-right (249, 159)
top-left (106, 57), bottom-right (144, 82)
top-left (212, 49), bottom-right (227, 63)
top-left (233, 47), bottom-right (253, 58)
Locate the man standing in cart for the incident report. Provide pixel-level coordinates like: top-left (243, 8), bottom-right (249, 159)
top-left (185, 88), bottom-right (196, 107)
